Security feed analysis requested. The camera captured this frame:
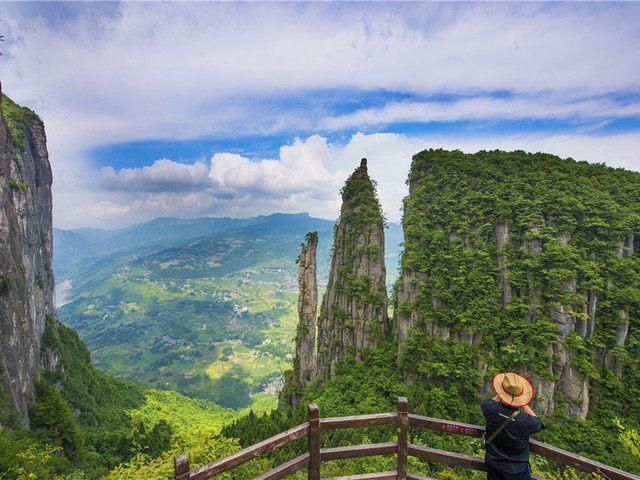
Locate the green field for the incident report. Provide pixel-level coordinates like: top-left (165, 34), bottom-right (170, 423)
top-left (59, 265), bottom-right (298, 409)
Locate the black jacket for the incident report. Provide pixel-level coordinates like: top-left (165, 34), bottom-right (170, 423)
top-left (481, 399), bottom-right (544, 473)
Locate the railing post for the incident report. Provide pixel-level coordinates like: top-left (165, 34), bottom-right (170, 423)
top-left (308, 403), bottom-right (320, 480)
top-left (397, 397), bottom-right (408, 480)
top-left (174, 453), bottom-right (190, 480)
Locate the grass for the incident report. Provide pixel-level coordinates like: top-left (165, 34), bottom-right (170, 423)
top-left (206, 344), bottom-right (289, 382)
top-left (243, 392), bottom-right (278, 414)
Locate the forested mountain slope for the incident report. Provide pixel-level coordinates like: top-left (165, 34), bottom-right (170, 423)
top-left (57, 214), bottom-right (336, 408)
top-left (54, 216), bottom-right (288, 279)
top-left (249, 150), bottom-right (640, 479)
top-left (4, 83), bottom-right (637, 479)
top-left (56, 211), bottom-right (403, 409)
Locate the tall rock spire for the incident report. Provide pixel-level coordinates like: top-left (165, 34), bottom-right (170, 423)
top-left (293, 231), bottom-right (318, 387)
top-left (316, 158), bottom-right (390, 380)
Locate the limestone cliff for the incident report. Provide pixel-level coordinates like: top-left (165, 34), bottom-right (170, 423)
top-left (293, 231), bottom-right (318, 388)
top-left (316, 159), bottom-right (390, 380)
top-left (0, 87), bottom-right (57, 426)
top-left (395, 149), bottom-right (639, 419)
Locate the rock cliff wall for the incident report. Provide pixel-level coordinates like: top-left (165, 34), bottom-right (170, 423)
top-left (316, 159), bottom-right (390, 380)
top-left (0, 87), bottom-right (57, 426)
top-left (395, 149), bottom-right (639, 419)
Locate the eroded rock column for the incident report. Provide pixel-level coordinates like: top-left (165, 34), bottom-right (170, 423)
top-left (316, 159), bottom-right (389, 380)
top-left (294, 232), bottom-right (318, 386)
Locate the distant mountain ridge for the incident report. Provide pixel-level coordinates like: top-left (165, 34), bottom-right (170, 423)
top-left (54, 215), bottom-right (270, 278)
top-left (55, 213), bottom-right (403, 285)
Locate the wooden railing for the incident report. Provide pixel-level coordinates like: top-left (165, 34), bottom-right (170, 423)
top-left (174, 397), bottom-right (640, 480)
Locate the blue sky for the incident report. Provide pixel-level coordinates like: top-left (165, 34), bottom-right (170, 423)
top-left (1, 2), bottom-right (639, 228)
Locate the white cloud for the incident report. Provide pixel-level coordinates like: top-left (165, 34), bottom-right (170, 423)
top-left (100, 159), bottom-right (211, 192)
top-left (72, 201), bottom-right (131, 219)
top-left (57, 131), bottom-right (640, 229)
top-left (2, 3), bottom-right (639, 150)
top-left (323, 96), bottom-right (640, 130)
top-left (210, 136), bottom-right (338, 197)
top-left (1, 3), bottom-right (639, 228)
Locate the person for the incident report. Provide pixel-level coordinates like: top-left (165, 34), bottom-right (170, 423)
top-left (481, 372), bottom-right (544, 480)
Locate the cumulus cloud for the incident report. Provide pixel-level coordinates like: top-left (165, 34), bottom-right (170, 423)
top-left (210, 136), bottom-right (338, 198)
top-left (100, 159), bottom-right (211, 192)
top-left (84, 136), bottom-right (346, 227)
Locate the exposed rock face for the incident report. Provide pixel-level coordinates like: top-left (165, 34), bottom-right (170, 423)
top-left (395, 149), bottom-right (639, 419)
top-left (547, 233), bottom-right (589, 418)
top-left (522, 222), bottom-right (543, 324)
top-left (0, 88), bottom-right (57, 426)
top-left (395, 271), bottom-right (425, 344)
top-left (619, 234), bottom-right (634, 258)
top-left (316, 159), bottom-right (390, 380)
top-left (494, 222), bottom-right (512, 305)
top-left (293, 231), bottom-right (318, 387)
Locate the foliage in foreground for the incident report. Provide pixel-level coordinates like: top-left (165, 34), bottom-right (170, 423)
top-left (227, 345), bottom-right (640, 479)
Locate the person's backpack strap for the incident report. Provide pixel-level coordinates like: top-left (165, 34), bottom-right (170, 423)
top-left (483, 409), bottom-right (520, 446)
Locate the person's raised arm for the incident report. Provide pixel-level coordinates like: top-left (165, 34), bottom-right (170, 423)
top-left (520, 404), bottom-right (537, 417)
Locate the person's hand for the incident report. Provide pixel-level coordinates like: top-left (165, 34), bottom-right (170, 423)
top-left (519, 404), bottom-right (537, 417)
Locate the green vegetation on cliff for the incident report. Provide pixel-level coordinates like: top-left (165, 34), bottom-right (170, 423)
top-left (244, 150), bottom-right (640, 479)
top-left (41, 317), bottom-right (146, 474)
top-left (334, 163), bottom-right (387, 308)
top-left (397, 149), bottom-right (640, 420)
top-left (4, 143), bottom-right (638, 480)
top-left (29, 378), bottom-right (85, 465)
top-left (315, 160), bottom-right (390, 382)
top-left (338, 161), bottom-right (386, 238)
top-left (0, 316), bottom-right (277, 479)
top-left (0, 94), bottom-right (41, 149)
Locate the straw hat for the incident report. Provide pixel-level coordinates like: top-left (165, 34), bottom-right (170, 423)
top-left (492, 372), bottom-right (534, 407)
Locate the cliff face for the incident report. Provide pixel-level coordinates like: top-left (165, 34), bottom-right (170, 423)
top-left (293, 231), bottom-right (318, 388)
top-left (395, 149), bottom-right (639, 419)
top-left (0, 89), bottom-right (57, 426)
top-left (316, 159), bottom-right (390, 380)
